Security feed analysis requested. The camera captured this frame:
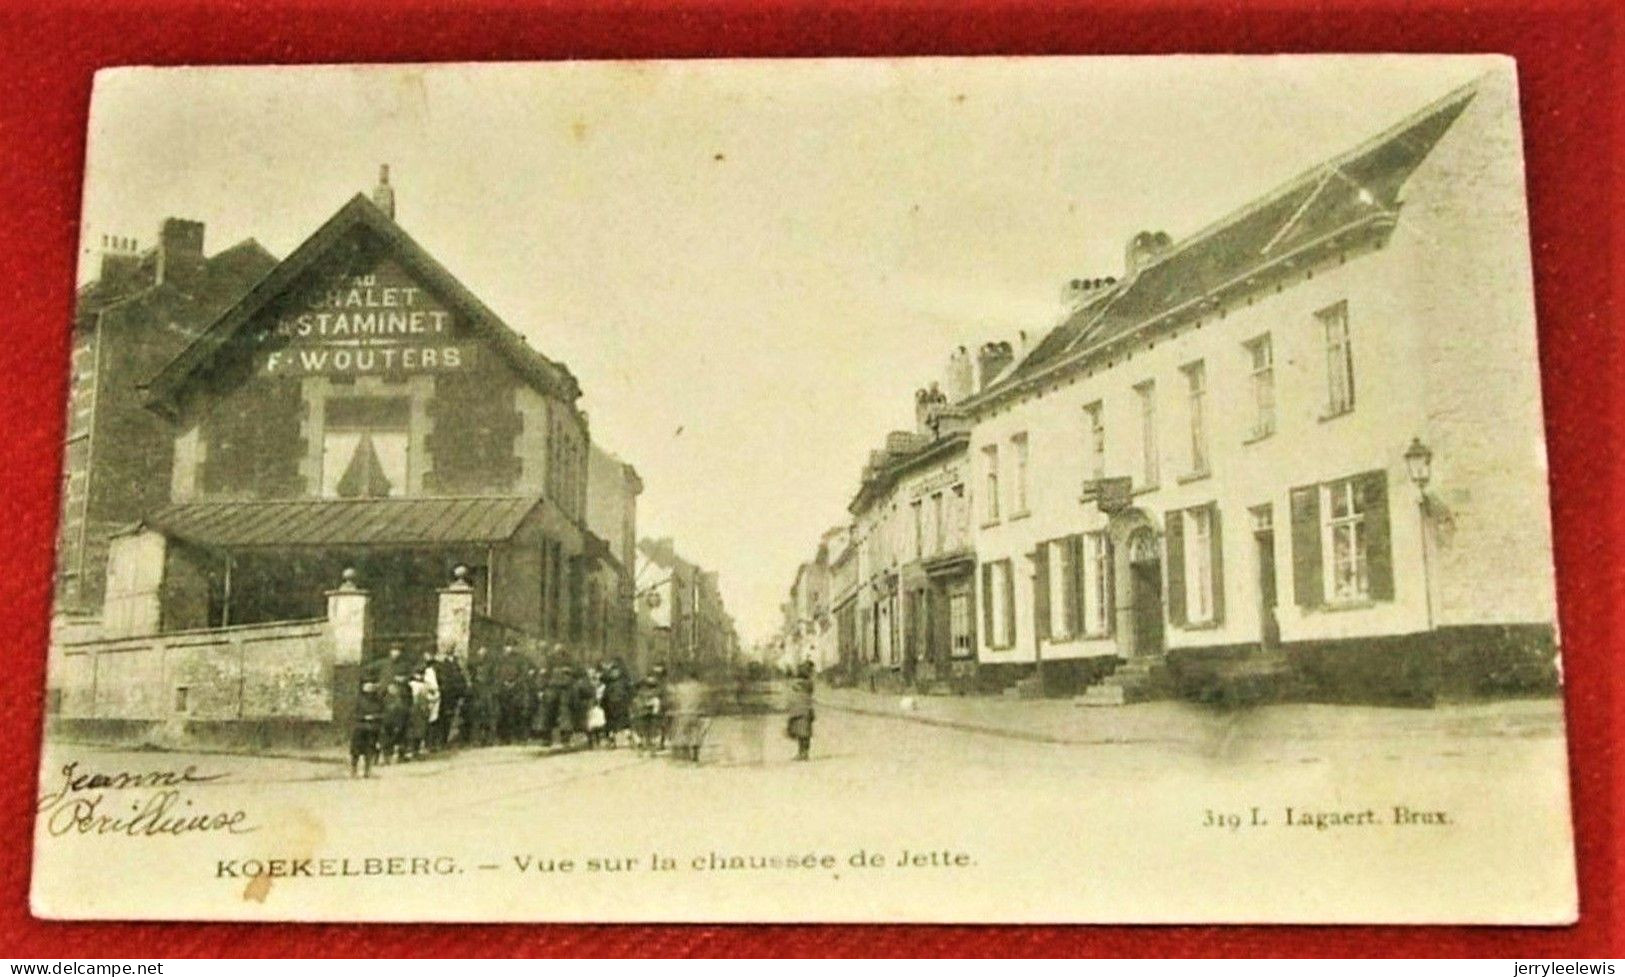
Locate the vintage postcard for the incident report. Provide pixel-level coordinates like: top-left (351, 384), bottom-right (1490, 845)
top-left (33, 55), bottom-right (1574, 923)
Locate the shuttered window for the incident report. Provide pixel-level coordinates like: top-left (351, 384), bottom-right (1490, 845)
top-left (1166, 503), bottom-right (1224, 628)
top-left (1291, 469), bottom-right (1393, 607)
top-left (1039, 537), bottom-right (1081, 640)
top-left (981, 559), bottom-right (1015, 650)
top-left (1083, 532), bottom-right (1112, 636)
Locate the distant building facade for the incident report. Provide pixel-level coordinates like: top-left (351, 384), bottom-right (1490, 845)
top-left (586, 445), bottom-right (643, 661)
top-left (834, 376), bottom-right (980, 691)
top-left (635, 537), bottom-right (740, 675)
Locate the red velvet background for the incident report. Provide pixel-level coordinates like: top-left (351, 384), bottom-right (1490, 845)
top-left (0, 0), bottom-right (1618, 957)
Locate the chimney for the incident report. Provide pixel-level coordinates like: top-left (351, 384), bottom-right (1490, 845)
top-left (155, 218), bottom-right (206, 291)
top-left (944, 345), bottom-right (974, 402)
top-left (97, 234), bottom-right (143, 292)
top-left (1124, 230), bottom-right (1173, 278)
top-left (914, 382), bottom-right (947, 436)
top-left (976, 341), bottom-right (1015, 391)
top-left (372, 164), bottom-right (396, 219)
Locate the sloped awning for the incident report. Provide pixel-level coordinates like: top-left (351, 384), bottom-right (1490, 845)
top-left (143, 496), bottom-right (544, 549)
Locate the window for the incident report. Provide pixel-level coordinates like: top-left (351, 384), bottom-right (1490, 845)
top-left (1166, 503), bottom-right (1224, 627)
top-left (981, 559), bottom-right (1015, 649)
top-left (1185, 506), bottom-right (1215, 623)
top-left (931, 492), bottom-right (945, 554)
top-left (1083, 532), bottom-right (1112, 636)
top-left (1036, 534), bottom-right (1113, 642)
top-left (1135, 381), bottom-right (1159, 487)
top-left (1289, 470), bottom-right (1393, 608)
top-left (1046, 539), bottom-right (1076, 639)
top-left (911, 500), bottom-right (924, 560)
top-left (982, 445), bottom-right (1001, 523)
top-left (949, 592), bottom-right (974, 658)
top-left (1011, 433), bottom-right (1030, 515)
top-left (1319, 301), bottom-right (1355, 416)
top-left (1323, 478), bottom-right (1369, 601)
top-left (1246, 334), bottom-right (1275, 439)
top-left (1183, 361), bottom-right (1209, 476)
top-left (321, 397), bottom-right (410, 498)
top-left (1084, 401), bottom-right (1105, 482)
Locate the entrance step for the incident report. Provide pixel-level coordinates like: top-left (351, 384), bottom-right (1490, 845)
top-left (1075, 656), bottom-right (1170, 707)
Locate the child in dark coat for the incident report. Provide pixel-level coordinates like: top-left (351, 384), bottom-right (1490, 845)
top-left (350, 680), bottom-right (384, 778)
top-left (786, 661), bottom-right (816, 761)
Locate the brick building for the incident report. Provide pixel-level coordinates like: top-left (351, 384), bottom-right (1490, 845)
top-left (57, 221), bottom-right (277, 617)
top-left (104, 175), bottom-right (602, 663)
top-left (962, 70), bottom-right (1557, 702)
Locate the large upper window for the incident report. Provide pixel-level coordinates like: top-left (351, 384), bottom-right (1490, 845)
top-left (1084, 401), bottom-right (1105, 482)
top-left (1011, 432), bottom-right (1030, 516)
top-left (321, 396), bottom-right (409, 498)
top-left (931, 491), bottom-right (946, 554)
top-left (1183, 361), bottom-right (1209, 477)
top-left (1246, 333), bottom-right (1275, 439)
top-left (982, 445), bottom-right (1001, 523)
top-left (1135, 380), bottom-right (1159, 488)
top-left (1319, 301), bottom-right (1355, 417)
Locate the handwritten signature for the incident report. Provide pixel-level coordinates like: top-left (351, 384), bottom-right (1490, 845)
top-left (37, 761), bottom-right (258, 838)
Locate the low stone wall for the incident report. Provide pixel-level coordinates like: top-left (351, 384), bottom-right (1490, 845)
top-left (50, 619), bottom-right (339, 749)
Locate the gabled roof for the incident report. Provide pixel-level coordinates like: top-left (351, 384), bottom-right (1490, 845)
top-left (987, 81), bottom-right (1477, 401)
top-left (142, 194), bottom-right (581, 414)
top-left (143, 495), bottom-right (544, 548)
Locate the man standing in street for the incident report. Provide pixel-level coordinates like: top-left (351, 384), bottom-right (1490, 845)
top-left (432, 645), bottom-right (468, 749)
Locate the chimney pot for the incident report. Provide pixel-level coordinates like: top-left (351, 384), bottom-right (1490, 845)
top-left (976, 340), bottom-right (1016, 391)
top-left (372, 164), bottom-right (397, 219)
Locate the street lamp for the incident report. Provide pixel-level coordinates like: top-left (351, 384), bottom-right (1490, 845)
top-left (1404, 437), bottom-right (1433, 490)
top-left (1404, 437), bottom-right (1434, 631)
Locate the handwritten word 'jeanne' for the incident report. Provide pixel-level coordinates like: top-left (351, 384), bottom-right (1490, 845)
top-left (37, 761), bottom-right (256, 839)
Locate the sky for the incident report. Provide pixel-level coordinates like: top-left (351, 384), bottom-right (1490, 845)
top-left (79, 55), bottom-right (1499, 642)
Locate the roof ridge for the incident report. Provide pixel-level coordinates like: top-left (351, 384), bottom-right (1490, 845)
top-left (158, 493), bottom-right (545, 507)
top-left (1125, 78), bottom-right (1478, 282)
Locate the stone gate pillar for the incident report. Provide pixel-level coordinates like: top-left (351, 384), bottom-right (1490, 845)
top-left (326, 567), bottom-right (371, 665)
top-left (326, 567), bottom-right (370, 734)
top-left (437, 564), bottom-right (475, 658)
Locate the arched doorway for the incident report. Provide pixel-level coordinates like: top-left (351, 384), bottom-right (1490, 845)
top-left (1125, 527), bottom-right (1165, 658)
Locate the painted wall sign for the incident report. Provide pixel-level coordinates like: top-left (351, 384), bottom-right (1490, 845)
top-left (908, 461), bottom-right (966, 499)
top-left (261, 259), bottom-right (470, 376)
